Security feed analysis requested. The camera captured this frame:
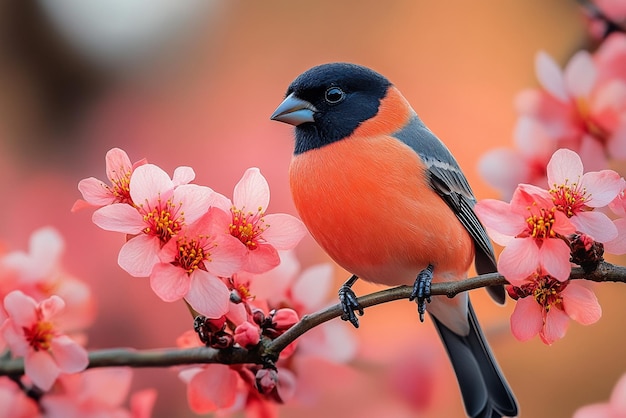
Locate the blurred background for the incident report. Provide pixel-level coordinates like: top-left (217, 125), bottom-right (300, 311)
top-left (1, 0), bottom-right (625, 417)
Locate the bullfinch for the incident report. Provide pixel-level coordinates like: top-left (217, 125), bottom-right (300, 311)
top-left (270, 62), bottom-right (518, 418)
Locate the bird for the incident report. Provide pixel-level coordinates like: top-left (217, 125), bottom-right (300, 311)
top-left (270, 62), bottom-right (518, 418)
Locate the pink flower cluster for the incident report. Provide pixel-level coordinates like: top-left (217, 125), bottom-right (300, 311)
top-left (476, 148), bottom-right (625, 344)
top-left (74, 148), bottom-right (307, 319)
top-left (177, 251), bottom-right (357, 417)
top-left (0, 227), bottom-right (94, 396)
top-left (479, 33), bottom-right (626, 199)
top-left (0, 227), bottom-right (155, 416)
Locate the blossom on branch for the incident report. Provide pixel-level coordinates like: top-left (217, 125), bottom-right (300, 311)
top-left (210, 168), bottom-right (307, 274)
top-left (72, 147), bottom-right (147, 211)
top-left (40, 368), bottom-right (156, 418)
top-left (0, 227), bottom-right (95, 333)
top-left (475, 183), bottom-right (575, 285)
top-left (150, 208), bottom-right (246, 318)
top-left (92, 163), bottom-right (215, 277)
top-left (507, 271), bottom-right (602, 345)
top-left (480, 34), bottom-right (626, 198)
top-left (0, 291), bottom-right (88, 391)
top-left (545, 148), bottom-right (621, 241)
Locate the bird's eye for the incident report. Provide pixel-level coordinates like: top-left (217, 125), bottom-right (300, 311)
top-left (324, 87), bottom-right (345, 104)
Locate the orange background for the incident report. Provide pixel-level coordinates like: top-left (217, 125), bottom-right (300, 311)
top-left (1, 1), bottom-right (625, 417)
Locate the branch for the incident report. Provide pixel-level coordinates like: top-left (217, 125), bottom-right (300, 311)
top-left (1, 261), bottom-right (624, 377)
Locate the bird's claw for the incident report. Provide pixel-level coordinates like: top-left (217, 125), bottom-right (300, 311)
top-left (409, 264), bottom-right (434, 322)
top-left (339, 284), bottom-right (363, 328)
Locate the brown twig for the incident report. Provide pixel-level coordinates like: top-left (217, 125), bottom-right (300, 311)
top-left (1, 262), bottom-right (624, 376)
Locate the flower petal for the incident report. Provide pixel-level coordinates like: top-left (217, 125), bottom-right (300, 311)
top-left (497, 239), bottom-right (540, 286)
top-left (510, 298), bottom-right (543, 342)
top-left (233, 167), bottom-right (270, 211)
top-left (184, 271), bottom-right (230, 318)
top-left (573, 404), bottom-right (613, 418)
top-left (546, 148), bottom-right (583, 187)
top-left (562, 282), bottom-right (602, 325)
top-left (3, 291), bottom-right (37, 327)
top-left (292, 263), bottom-right (334, 311)
top-left (536, 51), bottom-right (569, 102)
top-left (610, 373), bottom-right (626, 414)
top-left (581, 169), bottom-right (623, 207)
top-left (50, 335), bottom-right (89, 373)
top-left (118, 235), bottom-right (161, 277)
top-left (77, 177), bottom-right (115, 206)
top-left (172, 166), bottom-right (195, 186)
top-left (129, 164), bottom-right (174, 205)
top-left (242, 243), bottom-right (280, 274)
top-left (262, 213), bottom-right (307, 250)
top-left (150, 263), bottom-right (191, 302)
top-left (540, 307), bottom-right (569, 345)
top-left (205, 235), bottom-right (246, 277)
top-left (105, 148), bottom-right (132, 181)
top-left (39, 295), bottom-right (66, 320)
top-left (539, 239), bottom-right (572, 281)
top-left (25, 350), bottom-right (60, 391)
top-left (571, 211), bottom-right (618, 242)
top-left (604, 218), bottom-right (626, 255)
top-left (172, 184), bottom-right (214, 225)
top-left (186, 365), bottom-right (238, 413)
top-left (564, 51), bottom-right (596, 98)
top-left (92, 204), bottom-right (145, 234)
top-left (474, 199), bottom-right (526, 238)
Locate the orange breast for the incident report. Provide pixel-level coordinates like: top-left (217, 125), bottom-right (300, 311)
top-left (289, 134), bottom-right (474, 287)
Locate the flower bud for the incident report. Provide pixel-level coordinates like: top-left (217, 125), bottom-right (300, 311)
top-left (255, 368), bottom-right (278, 395)
top-left (234, 321), bottom-right (261, 348)
top-left (271, 308), bottom-right (299, 331)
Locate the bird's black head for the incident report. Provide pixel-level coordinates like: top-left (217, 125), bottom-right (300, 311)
top-left (270, 63), bottom-right (391, 154)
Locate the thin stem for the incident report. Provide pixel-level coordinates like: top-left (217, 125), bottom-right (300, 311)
top-left (0, 262), bottom-right (624, 376)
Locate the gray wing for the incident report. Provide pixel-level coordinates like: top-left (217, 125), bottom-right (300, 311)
top-left (393, 114), bottom-right (505, 303)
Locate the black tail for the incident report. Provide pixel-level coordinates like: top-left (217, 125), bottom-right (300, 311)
top-left (430, 301), bottom-right (518, 418)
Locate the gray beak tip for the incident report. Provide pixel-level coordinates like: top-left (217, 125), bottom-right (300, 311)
top-left (270, 93), bottom-right (316, 126)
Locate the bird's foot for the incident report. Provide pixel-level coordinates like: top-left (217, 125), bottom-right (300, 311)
top-left (409, 264), bottom-right (434, 322)
top-left (338, 275), bottom-right (363, 328)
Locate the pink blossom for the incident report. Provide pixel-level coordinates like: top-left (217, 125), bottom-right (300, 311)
top-left (0, 227), bottom-right (95, 333)
top-left (0, 377), bottom-right (41, 418)
top-left (509, 272), bottom-right (602, 345)
top-left (608, 177), bottom-right (626, 217)
top-left (604, 218), bottom-right (626, 255)
top-left (151, 207), bottom-right (246, 317)
top-left (546, 148), bottom-right (622, 241)
top-left (210, 168), bottom-right (307, 274)
top-left (40, 368), bottom-right (156, 418)
top-left (93, 163), bottom-right (215, 277)
top-left (250, 251), bottom-right (357, 363)
top-left (0, 291), bottom-right (88, 391)
top-left (72, 147), bottom-right (147, 211)
top-left (573, 372), bottom-right (626, 418)
top-left (475, 185), bottom-right (576, 285)
top-left (534, 49), bottom-right (626, 162)
top-left (234, 321), bottom-right (260, 348)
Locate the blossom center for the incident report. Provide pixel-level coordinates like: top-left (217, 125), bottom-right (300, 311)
top-left (550, 181), bottom-right (588, 217)
top-left (110, 169), bottom-right (133, 204)
top-left (141, 198), bottom-right (184, 243)
top-left (524, 205), bottom-right (557, 239)
top-left (174, 236), bottom-right (215, 274)
top-left (229, 207), bottom-right (267, 250)
top-left (23, 321), bottom-right (56, 351)
top-left (531, 276), bottom-right (564, 312)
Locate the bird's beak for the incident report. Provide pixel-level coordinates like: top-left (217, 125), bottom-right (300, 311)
top-left (270, 93), bottom-right (317, 126)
